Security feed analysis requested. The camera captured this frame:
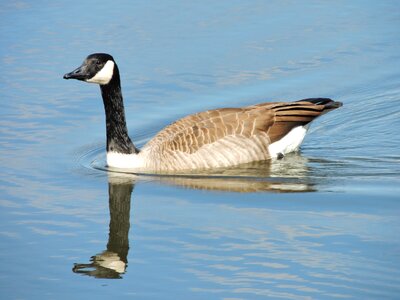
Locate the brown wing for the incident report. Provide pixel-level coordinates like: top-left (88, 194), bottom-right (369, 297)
top-left (143, 98), bottom-right (341, 154)
top-left (143, 106), bottom-right (273, 154)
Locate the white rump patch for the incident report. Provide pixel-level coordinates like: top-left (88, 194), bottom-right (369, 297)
top-left (87, 60), bottom-right (114, 85)
top-left (107, 152), bottom-right (146, 169)
top-left (268, 125), bottom-right (308, 158)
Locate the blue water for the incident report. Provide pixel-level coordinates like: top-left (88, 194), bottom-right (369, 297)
top-left (1, 1), bottom-right (400, 299)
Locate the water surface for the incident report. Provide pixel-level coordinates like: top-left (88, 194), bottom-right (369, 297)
top-left (1, 1), bottom-right (400, 299)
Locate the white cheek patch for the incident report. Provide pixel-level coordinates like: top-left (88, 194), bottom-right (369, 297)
top-left (86, 60), bottom-right (115, 85)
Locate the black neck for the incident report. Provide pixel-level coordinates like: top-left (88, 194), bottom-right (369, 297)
top-left (100, 67), bottom-right (138, 154)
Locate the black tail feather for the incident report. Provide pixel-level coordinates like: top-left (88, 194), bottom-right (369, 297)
top-left (297, 98), bottom-right (343, 110)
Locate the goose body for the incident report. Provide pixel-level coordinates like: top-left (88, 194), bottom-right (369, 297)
top-left (64, 53), bottom-right (342, 172)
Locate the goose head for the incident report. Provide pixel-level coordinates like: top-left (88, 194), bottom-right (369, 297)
top-left (63, 53), bottom-right (117, 85)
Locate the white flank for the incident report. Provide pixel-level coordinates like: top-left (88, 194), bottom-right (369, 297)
top-left (86, 60), bottom-right (115, 85)
top-left (268, 125), bottom-right (308, 158)
top-left (107, 152), bottom-right (146, 169)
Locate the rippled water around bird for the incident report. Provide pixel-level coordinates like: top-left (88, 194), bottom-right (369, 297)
top-left (1, 1), bottom-right (400, 299)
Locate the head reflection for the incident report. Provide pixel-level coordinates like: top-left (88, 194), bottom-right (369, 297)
top-left (73, 174), bottom-right (135, 279)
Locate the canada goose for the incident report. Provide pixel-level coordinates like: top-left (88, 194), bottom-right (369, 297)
top-left (64, 53), bottom-right (342, 172)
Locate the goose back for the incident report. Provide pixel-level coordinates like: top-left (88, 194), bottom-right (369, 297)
top-left (140, 98), bottom-right (340, 171)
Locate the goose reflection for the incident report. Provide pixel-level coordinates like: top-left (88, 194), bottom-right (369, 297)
top-left (73, 153), bottom-right (316, 278)
top-left (73, 175), bottom-right (135, 279)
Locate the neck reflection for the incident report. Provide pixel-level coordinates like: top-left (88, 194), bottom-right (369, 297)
top-left (73, 175), bottom-right (135, 279)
